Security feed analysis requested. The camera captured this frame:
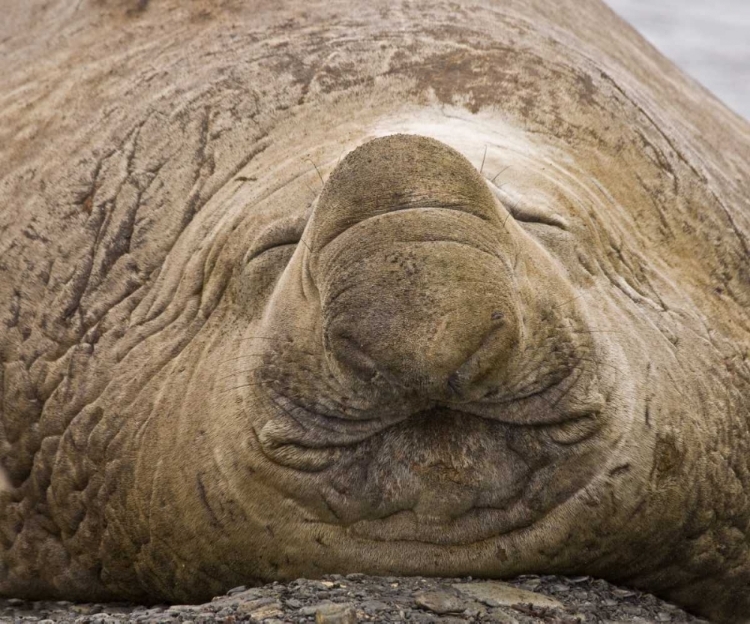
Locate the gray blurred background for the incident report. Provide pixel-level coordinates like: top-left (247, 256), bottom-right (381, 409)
top-left (605, 0), bottom-right (750, 120)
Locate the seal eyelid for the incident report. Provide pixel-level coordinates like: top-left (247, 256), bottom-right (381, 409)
top-left (488, 182), bottom-right (569, 230)
top-left (244, 240), bottom-right (298, 265)
top-left (506, 200), bottom-right (569, 229)
top-left (243, 218), bottom-right (307, 265)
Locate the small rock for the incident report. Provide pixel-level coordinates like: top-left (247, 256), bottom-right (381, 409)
top-left (360, 599), bottom-right (390, 613)
top-left (621, 604), bottom-right (643, 615)
top-left (236, 597), bottom-right (279, 614)
top-left (225, 587), bottom-right (265, 601)
top-left (520, 578), bottom-right (541, 589)
top-left (167, 605), bottom-right (200, 613)
top-left (226, 585), bottom-right (247, 596)
top-left (485, 609), bottom-right (520, 624)
top-left (71, 604), bottom-right (104, 615)
top-left (285, 598), bottom-right (303, 609)
top-left (453, 581), bottom-right (563, 609)
top-left (6, 598), bottom-right (25, 606)
top-left (409, 614), bottom-right (440, 624)
top-left (300, 602), bottom-right (332, 616)
top-left (314, 602), bottom-right (357, 624)
top-left (249, 602), bottom-right (284, 620)
top-left (414, 591), bottom-right (465, 615)
top-left (345, 573), bottom-right (365, 581)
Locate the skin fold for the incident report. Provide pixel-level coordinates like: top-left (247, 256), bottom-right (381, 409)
top-left (0, 1), bottom-right (749, 622)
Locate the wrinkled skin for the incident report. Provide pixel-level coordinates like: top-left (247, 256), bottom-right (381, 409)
top-left (1, 1), bottom-right (750, 622)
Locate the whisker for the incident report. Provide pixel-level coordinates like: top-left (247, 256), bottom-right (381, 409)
top-left (575, 355), bottom-right (627, 377)
top-left (285, 324), bottom-right (318, 334)
top-left (449, 279), bottom-right (501, 287)
top-left (501, 210), bottom-right (512, 233)
top-left (549, 293), bottom-right (584, 310)
top-left (490, 166), bottom-right (511, 184)
top-left (267, 393), bottom-right (309, 431)
top-left (237, 336), bottom-right (289, 343)
top-left (298, 236), bottom-right (312, 253)
top-left (219, 353), bottom-right (266, 365)
top-left (304, 181), bottom-right (319, 198)
top-left (306, 158), bottom-right (325, 187)
top-left (220, 380), bottom-right (274, 395)
top-left (221, 347), bottom-right (319, 368)
top-left (479, 145), bottom-right (488, 174)
top-left (219, 366), bottom-right (267, 381)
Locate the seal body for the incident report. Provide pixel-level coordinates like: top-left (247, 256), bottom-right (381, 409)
top-left (1, 1), bottom-right (749, 622)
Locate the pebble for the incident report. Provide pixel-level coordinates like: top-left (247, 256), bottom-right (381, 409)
top-left (312, 602), bottom-right (357, 624)
top-left (247, 602), bottom-right (284, 619)
top-left (486, 608), bottom-right (520, 623)
top-left (225, 585), bottom-right (247, 596)
top-left (359, 599), bottom-right (390, 613)
top-left (414, 590), bottom-right (466, 614)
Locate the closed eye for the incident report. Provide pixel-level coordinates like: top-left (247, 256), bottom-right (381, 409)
top-left (488, 182), bottom-right (569, 230)
top-left (243, 216), bottom-right (307, 265)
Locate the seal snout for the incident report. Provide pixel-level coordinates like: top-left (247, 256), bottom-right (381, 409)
top-left (322, 250), bottom-right (521, 399)
top-left (305, 134), bottom-right (523, 401)
top-left (300, 135), bottom-right (520, 400)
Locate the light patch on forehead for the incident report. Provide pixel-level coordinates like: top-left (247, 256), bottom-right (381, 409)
top-left (369, 106), bottom-right (560, 177)
top-left (368, 106), bottom-right (588, 226)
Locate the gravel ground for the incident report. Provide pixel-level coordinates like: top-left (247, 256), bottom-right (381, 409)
top-left (0, 575), bottom-right (709, 623)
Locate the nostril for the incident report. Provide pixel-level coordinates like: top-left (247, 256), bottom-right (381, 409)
top-left (447, 372), bottom-right (462, 396)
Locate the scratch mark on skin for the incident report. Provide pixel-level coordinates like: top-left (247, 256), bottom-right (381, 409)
top-left (489, 165), bottom-right (510, 184)
top-left (306, 158), bottom-right (326, 187)
top-left (196, 473), bottom-right (221, 528)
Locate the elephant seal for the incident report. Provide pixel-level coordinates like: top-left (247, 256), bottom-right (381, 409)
top-left (1, 0), bottom-right (749, 622)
